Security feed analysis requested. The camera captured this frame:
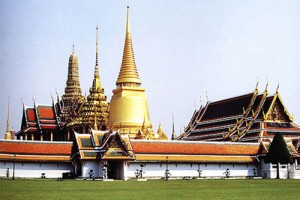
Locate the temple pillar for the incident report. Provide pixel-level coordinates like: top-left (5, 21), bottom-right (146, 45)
top-left (25, 133), bottom-right (28, 140)
top-left (50, 131), bottom-right (53, 141)
top-left (40, 134), bottom-right (43, 141)
top-left (31, 133), bottom-right (34, 141)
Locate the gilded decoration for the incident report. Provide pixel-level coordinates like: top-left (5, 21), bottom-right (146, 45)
top-left (267, 101), bottom-right (288, 121)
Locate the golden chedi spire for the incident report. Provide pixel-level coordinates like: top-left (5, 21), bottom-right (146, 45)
top-left (116, 6), bottom-right (141, 87)
top-left (109, 7), bottom-right (166, 140)
top-left (72, 27), bottom-right (109, 133)
top-left (4, 97), bottom-right (11, 140)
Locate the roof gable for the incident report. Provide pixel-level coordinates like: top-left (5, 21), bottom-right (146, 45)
top-left (265, 93), bottom-right (293, 122)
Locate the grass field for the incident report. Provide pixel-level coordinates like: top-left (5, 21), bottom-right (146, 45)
top-left (1, 178), bottom-right (299, 200)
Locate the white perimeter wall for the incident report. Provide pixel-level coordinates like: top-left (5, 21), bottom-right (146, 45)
top-left (0, 161), bottom-right (73, 178)
top-left (125, 162), bottom-right (257, 179)
top-left (81, 161), bottom-right (103, 178)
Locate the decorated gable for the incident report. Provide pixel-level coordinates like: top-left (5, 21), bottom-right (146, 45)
top-left (102, 133), bottom-right (135, 160)
top-left (74, 131), bottom-right (134, 160)
top-left (265, 94), bottom-right (293, 122)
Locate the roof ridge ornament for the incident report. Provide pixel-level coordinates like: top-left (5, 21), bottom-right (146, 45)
top-left (276, 80), bottom-right (280, 93)
top-left (264, 79), bottom-right (269, 94)
top-left (206, 91), bottom-right (209, 102)
top-left (255, 77), bottom-right (259, 92)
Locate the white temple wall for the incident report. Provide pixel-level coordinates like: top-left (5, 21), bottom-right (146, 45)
top-left (259, 159), bottom-right (289, 179)
top-left (125, 162), bottom-right (257, 179)
top-left (81, 161), bottom-right (103, 178)
top-left (0, 161), bottom-right (73, 178)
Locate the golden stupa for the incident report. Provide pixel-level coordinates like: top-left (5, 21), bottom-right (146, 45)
top-left (108, 7), bottom-right (167, 140)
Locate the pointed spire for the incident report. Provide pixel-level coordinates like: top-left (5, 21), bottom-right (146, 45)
top-left (96, 26), bottom-right (99, 67)
top-left (171, 113), bottom-right (177, 140)
top-left (6, 97), bottom-right (10, 133)
top-left (126, 6), bottom-right (130, 34)
top-left (72, 44), bottom-right (75, 54)
top-left (116, 6), bottom-right (141, 86)
top-left (5, 97), bottom-right (11, 140)
top-left (92, 26), bottom-right (102, 90)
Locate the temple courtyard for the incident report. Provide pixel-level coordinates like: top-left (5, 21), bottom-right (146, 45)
top-left (1, 179), bottom-right (299, 199)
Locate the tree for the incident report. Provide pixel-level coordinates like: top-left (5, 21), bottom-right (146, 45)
top-left (264, 132), bottom-right (293, 179)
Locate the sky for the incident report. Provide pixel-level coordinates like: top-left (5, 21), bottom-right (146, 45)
top-left (1, 0), bottom-right (300, 139)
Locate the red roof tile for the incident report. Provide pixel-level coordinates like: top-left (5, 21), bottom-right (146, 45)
top-left (131, 141), bottom-right (260, 155)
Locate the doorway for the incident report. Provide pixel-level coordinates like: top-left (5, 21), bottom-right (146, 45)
top-left (107, 161), bottom-right (123, 180)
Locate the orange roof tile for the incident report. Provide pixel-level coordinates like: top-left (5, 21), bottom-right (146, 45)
top-left (38, 106), bottom-right (55, 119)
top-left (0, 140), bottom-right (72, 155)
top-left (26, 109), bottom-right (36, 122)
top-left (135, 154), bottom-right (257, 163)
top-left (131, 141), bottom-right (260, 155)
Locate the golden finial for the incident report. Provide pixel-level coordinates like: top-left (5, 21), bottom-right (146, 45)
top-left (255, 77), bottom-right (259, 90)
top-left (96, 26), bottom-right (99, 66)
top-left (126, 6), bottom-right (130, 34)
top-left (264, 79), bottom-right (269, 94)
top-left (6, 96), bottom-right (10, 133)
top-left (72, 44), bottom-right (75, 54)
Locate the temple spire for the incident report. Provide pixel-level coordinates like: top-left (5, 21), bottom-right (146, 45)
top-left (171, 113), bottom-right (177, 140)
top-left (5, 97), bottom-right (11, 140)
top-left (92, 26), bottom-right (101, 90)
top-left (126, 6), bottom-right (130, 34)
top-left (96, 26), bottom-right (99, 66)
top-left (116, 6), bottom-right (141, 86)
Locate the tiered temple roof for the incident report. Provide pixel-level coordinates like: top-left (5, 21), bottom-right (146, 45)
top-left (181, 85), bottom-right (300, 144)
top-left (16, 100), bottom-right (63, 141)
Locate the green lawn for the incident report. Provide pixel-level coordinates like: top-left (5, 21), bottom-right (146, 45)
top-left (0, 178), bottom-right (299, 200)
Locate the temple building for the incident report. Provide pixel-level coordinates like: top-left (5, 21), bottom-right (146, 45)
top-left (16, 100), bottom-right (64, 141)
top-left (66, 27), bottom-right (110, 133)
top-left (180, 84), bottom-right (300, 145)
top-left (108, 7), bottom-right (167, 140)
top-left (2, 7), bottom-right (300, 180)
top-left (60, 46), bottom-right (85, 122)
